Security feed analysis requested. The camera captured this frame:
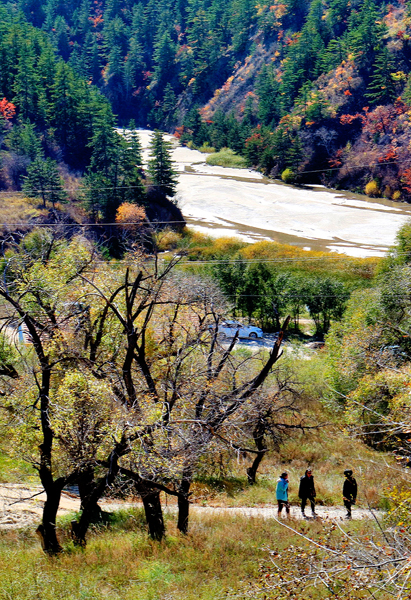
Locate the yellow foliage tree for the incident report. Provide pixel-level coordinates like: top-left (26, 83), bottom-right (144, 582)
top-left (365, 180), bottom-right (380, 197)
top-left (115, 202), bottom-right (147, 234)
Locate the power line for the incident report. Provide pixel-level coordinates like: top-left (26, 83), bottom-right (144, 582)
top-left (0, 244), bottom-right (384, 262)
top-left (0, 159), bottom-right (408, 195)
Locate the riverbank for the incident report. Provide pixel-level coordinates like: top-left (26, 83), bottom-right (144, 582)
top-left (126, 129), bottom-right (411, 258)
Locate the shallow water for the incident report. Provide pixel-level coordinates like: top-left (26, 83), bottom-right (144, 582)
top-left (119, 128), bottom-right (411, 257)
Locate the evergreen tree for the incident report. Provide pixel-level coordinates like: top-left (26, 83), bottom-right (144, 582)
top-left (147, 130), bottom-right (178, 199)
top-left (6, 121), bottom-right (42, 160)
top-left (89, 104), bottom-right (120, 176)
top-left (161, 83), bottom-right (177, 129)
top-left (82, 171), bottom-right (113, 222)
top-left (123, 36), bottom-right (145, 98)
top-left (13, 41), bottom-right (40, 122)
top-left (183, 106), bottom-right (209, 147)
top-left (257, 66), bottom-right (280, 127)
top-left (23, 157), bottom-right (67, 207)
top-left (119, 126), bottom-right (145, 204)
top-left (366, 47), bottom-right (396, 106)
top-left (403, 74), bottom-right (411, 106)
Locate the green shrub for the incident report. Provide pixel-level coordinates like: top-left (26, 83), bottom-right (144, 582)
top-left (281, 168), bottom-right (297, 184)
top-left (206, 148), bottom-right (247, 168)
top-left (198, 141), bottom-right (215, 153)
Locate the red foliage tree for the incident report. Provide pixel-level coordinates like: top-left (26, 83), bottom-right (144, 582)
top-left (0, 98), bottom-right (15, 120)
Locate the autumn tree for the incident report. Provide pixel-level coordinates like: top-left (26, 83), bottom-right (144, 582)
top-left (0, 229), bottom-right (292, 548)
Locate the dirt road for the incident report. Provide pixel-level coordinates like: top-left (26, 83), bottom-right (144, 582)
top-left (0, 484), bottom-right (381, 530)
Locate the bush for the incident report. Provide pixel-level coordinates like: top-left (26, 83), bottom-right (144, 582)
top-left (365, 180), bottom-right (380, 197)
top-left (206, 148), bottom-right (247, 168)
top-left (393, 190), bottom-right (401, 201)
top-left (198, 141), bottom-right (215, 153)
top-left (281, 168), bottom-right (297, 184)
top-left (155, 229), bottom-right (182, 251)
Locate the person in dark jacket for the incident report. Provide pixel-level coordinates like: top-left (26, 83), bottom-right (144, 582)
top-left (343, 468), bottom-right (357, 519)
top-left (299, 468), bottom-right (316, 517)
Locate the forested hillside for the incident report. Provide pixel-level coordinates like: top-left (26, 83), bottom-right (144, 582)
top-left (1, 0), bottom-right (411, 198)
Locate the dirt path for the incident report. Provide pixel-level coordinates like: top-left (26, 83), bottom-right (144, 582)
top-left (0, 484), bottom-right (381, 530)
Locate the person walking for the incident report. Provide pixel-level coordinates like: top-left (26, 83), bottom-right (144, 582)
top-left (299, 468), bottom-right (316, 518)
top-left (276, 472), bottom-right (290, 517)
top-left (343, 468), bottom-right (357, 519)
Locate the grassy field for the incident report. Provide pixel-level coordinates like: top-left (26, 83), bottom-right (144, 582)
top-left (0, 509), bottom-right (386, 600)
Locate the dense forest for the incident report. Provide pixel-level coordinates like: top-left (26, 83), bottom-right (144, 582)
top-left (1, 0), bottom-right (411, 198)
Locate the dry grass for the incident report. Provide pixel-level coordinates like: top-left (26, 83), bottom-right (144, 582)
top-left (188, 418), bottom-right (402, 511)
top-left (0, 510), bottom-right (381, 600)
top-left (0, 194), bottom-right (44, 230)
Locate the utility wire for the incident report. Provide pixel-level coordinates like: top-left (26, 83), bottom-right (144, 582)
top-left (0, 159), bottom-right (407, 195)
top-left (0, 248), bottom-right (385, 263)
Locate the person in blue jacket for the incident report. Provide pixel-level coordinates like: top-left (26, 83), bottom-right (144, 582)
top-left (276, 472), bottom-right (290, 517)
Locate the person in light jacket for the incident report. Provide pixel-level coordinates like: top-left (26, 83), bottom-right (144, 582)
top-left (276, 472), bottom-right (290, 517)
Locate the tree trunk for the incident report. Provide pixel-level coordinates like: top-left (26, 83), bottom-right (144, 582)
top-left (177, 477), bottom-right (191, 534)
top-left (36, 486), bottom-right (63, 554)
top-left (246, 429), bottom-right (267, 484)
top-left (72, 476), bottom-right (107, 547)
top-left (78, 467), bottom-right (102, 519)
top-left (71, 443), bottom-right (126, 546)
top-left (246, 450), bottom-right (267, 484)
top-left (140, 488), bottom-right (165, 540)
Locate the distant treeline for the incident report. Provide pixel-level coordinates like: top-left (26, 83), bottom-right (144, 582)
top-left (1, 0), bottom-right (411, 197)
top-left (1, 1), bottom-right (411, 201)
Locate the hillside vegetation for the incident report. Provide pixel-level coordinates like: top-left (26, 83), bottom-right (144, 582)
top-left (1, 0), bottom-right (411, 198)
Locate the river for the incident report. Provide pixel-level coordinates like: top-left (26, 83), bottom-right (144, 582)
top-left (120, 129), bottom-right (411, 258)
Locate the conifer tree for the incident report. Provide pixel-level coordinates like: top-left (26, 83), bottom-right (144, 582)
top-left (6, 121), bottom-right (43, 160)
top-left (23, 157), bottom-right (67, 208)
top-left (161, 83), bottom-right (177, 129)
top-left (89, 104), bottom-right (120, 176)
top-left (147, 130), bottom-right (178, 199)
top-left (366, 47), bottom-right (396, 106)
top-left (119, 125), bottom-right (145, 204)
top-left (257, 66), bottom-right (280, 127)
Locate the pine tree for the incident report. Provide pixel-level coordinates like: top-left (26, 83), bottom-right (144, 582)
top-left (257, 66), bottom-right (280, 127)
top-left (6, 121), bottom-right (43, 160)
top-left (83, 171), bottom-right (112, 222)
top-left (23, 157), bottom-right (67, 208)
top-left (153, 31), bottom-right (176, 96)
top-left (162, 83), bottom-right (177, 129)
top-left (119, 126), bottom-right (145, 204)
top-left (147, 130), bottom-right (178, 199)
top-left (366, 47), bottom-right (396, 106)
top-left (89, 105), bottom-right (120, 176)
top-left (13, 41), bottom-right (39, 122)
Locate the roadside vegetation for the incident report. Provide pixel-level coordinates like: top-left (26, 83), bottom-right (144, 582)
top-left (0, 512), bottom-right (388, 600)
